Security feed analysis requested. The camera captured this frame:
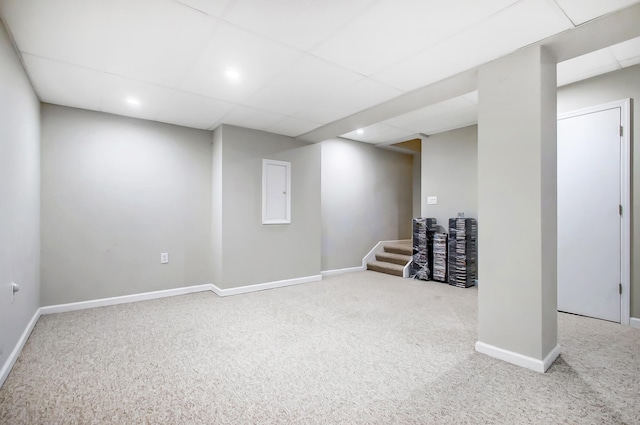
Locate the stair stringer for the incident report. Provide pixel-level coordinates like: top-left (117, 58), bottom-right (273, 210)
top-left (363, 240), bottom-right (412, 278)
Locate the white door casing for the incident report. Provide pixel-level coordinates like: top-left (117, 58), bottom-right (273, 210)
top-left (557, 99), bottom-right (631, 324)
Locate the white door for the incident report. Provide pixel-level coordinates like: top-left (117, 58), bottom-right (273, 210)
top-left (557, 105), bottom-right (622, 322)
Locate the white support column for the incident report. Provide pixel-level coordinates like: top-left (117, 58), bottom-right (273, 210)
top-left (476, 45), bottom-right (559, 372)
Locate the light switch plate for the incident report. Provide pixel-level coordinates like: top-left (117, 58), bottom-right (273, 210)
top-left (427, 196), bottom-right (438, 205)
top-left (160, 253), bottom-right (169, 264)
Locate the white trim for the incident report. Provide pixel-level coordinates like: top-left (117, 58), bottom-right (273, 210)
top-left (558, 99), bottom-right (631, 326)
top-left (630, 318), bottom-right (640, 329)
top-left (619, 99), bottom-right (631, 326)
top-left (475, 341), bottom-right (561, 373)
top-left (542, 344), bottom-right (562, 372)
top-left (1, 278), bottom-right (328, 389)
top-left (211, 275), bottom-right (322, 297)
top-left (323, 239), bottom-right (413, 278)
top-left (403, 260), bottom-right (412, 278)
top-left (1, 308), bottom-right (42, 388)
top-left (39, 284), bottom-right (214, 315)
top-left (321, 266), bottom-right (364, 277)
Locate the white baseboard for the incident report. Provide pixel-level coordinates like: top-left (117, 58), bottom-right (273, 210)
top-left (542, 344), bottom-right (562, 372)
top-left (211, 275), bottom-right (322, 297)
top-left (0, 308), bottom-right (42, 389)
top-left (2, 285), bottom-right (211, 389)
top-left (1, 276), bottom-right (326, 389)
top-left (321, 266), bottom-right (364, 277)
top-left (39, 284), bottom-right (214, 315)
top-left (630, 317), bottom-right (640, 329)
top-left (475, 341), bottom-right (561, 373)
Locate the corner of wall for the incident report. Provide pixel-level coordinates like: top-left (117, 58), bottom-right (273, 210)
top-left (211, 126), bottom-right (223, 286)
top-left (0, 18), bottom-right (42, 380)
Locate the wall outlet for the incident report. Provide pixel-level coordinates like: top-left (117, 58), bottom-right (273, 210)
top-left (427, 196), bottom-right (438, 205)
top-left (160, 253), bottom-right (169, 264)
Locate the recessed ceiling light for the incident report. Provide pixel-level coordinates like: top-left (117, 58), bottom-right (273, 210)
top-left (356, 128), bottom-right (364, 135)
top-left (224, 67), bottom-right (241, 81)
top-left (126, 97), bottom-right (141, 106)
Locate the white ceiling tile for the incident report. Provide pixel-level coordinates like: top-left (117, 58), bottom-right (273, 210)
top-left (618, 55), bottom-right (640, 68)
top-left (373, 0), bottom-right (574, 92)
top-left (378, 93), bottom-right (480, 136)
top-left (311, 0), bottom-right (520, 76)
top-left (224, 0), bottom-right (377, 51)
top-left (102, 0), bottom-right (219, 87)
top-left (291, 99), bottom-right (348, 125)
top-left (286, 55), bottom-right (365, 87)
top-left (4, 0), bottom-right (634, 137)
top-left (265, 116), bottom-right (323, 137)
top-left (384, 97), bottom-right (473, 130)
top-left (219, 105), bottom-right (287, 131)
top-left (610, 36), bottom-right (640, 64)
top-left (2, 0), bottom-right (110, 70)
top-left (174, 0), bottom-right (234, 17)
top-left (155, 90), bottom-right (235, 130)
top-left (100, 74), bottom-right (173, 122)
top-left (388, 109), bottom-right (478, 136)
top-left (417, 106), bottom-right (478, 135)
top-left (294, 78), bottom-right (403, 124)
top-left (460, 91), bottom-right (479, 104)
top-left (21, 54), bottom-right (104, 111)
top-left (339, 78), bottom-right (404, 111)
top-left (180, 23), bottom-right (303, 103)
top-left (243, 55), bottom-right (364, 116)
top-left (341, 123), bottom-right (415, 144)
top-left (554, 0), bottom-right (640, 25)
top-left (557, 48), bottom-right (620, 86)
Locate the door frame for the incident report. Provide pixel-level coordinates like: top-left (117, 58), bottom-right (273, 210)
top-left (557, 98), bottom-right (631, 325)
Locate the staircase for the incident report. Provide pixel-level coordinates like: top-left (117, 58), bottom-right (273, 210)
top-left (366, 240), bottom-right (412, 277)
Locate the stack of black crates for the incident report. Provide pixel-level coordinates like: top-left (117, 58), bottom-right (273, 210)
top-left (410, 218), bottom-right (437, 280)
top-left (431, 232), bottom-right (448, 282)
top-left (447, 218), bottom-right (478, 288)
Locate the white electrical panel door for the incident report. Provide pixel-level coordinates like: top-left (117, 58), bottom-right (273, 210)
top-left (262, 159), bottom-right (291, 224)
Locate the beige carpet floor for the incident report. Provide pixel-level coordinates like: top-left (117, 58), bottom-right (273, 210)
top-left (1, 271), bottom-right (639, 424)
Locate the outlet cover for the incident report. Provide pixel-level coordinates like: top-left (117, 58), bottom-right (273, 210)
top-left (160, 253), bottom-right (169, 264)
top-left (427, 196), bottom-right (438, 205)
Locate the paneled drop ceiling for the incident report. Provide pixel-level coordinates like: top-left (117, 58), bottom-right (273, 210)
top-left (348, 34), bottom-right (640, 145)
top-left (1, 0), bottom-right (639, 144)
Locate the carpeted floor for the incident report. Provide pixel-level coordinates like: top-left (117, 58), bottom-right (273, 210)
top-left (1, 271), bottom-right (639, 424)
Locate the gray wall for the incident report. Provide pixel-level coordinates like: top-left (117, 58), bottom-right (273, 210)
top-left (41, 105), bottom-right (212, 305)
top-left (557, 64), bottom-right (640, 318)
top-left (0, 22), bottom-right (40, 371)
top-left (213, 125), bottom-right (321, 289)
top-left (477, 46), bottom-right (557, 361)
top-left (211, 126), bottom-right (223, 286)
top-left (412, 153), bottom-right (421, 218)
top-left (421, 125), bottom-right (478, 227)
top-left (321, 138), bottom-right (413, 271)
